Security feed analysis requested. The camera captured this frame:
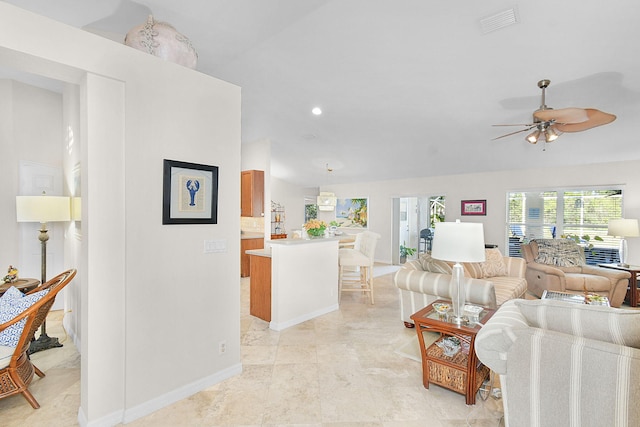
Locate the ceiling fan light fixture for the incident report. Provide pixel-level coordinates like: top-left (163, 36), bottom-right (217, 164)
top-left (544, 126), bottom-right (559, 142)
top-left (526, 129), bottom-right (540, 144)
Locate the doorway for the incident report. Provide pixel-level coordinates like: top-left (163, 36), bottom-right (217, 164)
top-left (392, 195), bottom-right (445, 264)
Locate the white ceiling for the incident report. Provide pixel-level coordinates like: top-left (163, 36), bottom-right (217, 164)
top-left (4, 0), bottom-right (640, 187)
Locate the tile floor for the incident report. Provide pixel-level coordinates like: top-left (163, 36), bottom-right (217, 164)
top-left (1, 266), bottom-right (506, 426)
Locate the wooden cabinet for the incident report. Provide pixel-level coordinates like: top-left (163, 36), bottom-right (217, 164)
top-left (249, 254), bottom-right (271, 322)
top-left (241, 238), bottom-right (264, 277)
top-left (241, 170), bottom-right (264, 217)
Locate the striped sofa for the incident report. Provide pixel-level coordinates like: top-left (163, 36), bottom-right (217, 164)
top-left (476, 299), bottom-right (640, 427)
top-left (393, 249), bottom-right (527, 326)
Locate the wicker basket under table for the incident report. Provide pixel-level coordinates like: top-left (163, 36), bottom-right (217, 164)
top-left (426, 336), bottom-right (490, 397)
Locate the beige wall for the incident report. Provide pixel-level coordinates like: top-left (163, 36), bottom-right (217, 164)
top-left (0, 3), bottom-right (241, 425)
top-left (322, 160), bottom-right (640, 266)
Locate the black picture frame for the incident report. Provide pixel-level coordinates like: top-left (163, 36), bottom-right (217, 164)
top-left (162, 159), bottom-right (218, 225)
top-left (461, 199), bottom-right (487, 216)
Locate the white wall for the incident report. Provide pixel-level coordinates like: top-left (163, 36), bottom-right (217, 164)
top-left (0, 3), bottom-right (242, 425)
top-left (322, 160), bottom-right (640, 266)
top-left (0, 80), bottom-right (65, 282)
top-left (62, 83), bottom-right (82, 346)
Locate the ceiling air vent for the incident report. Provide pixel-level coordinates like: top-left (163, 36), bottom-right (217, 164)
top-left (480, 7), bottom-right (519, 34)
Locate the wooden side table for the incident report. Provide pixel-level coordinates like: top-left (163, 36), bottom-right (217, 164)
top-left (0, 278), bottom-right (40, 296)
top-left (410, 300), bottom-right (496, 405)
top-left (598, 263), bottom-right (640, 307)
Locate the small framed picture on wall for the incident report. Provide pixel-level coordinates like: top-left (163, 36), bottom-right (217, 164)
top-left (162, 159), bottom-right (219, 224)
top-left (461, 200), bottom-right (486, 216)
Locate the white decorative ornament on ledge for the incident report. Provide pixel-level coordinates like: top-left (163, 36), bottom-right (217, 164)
top-left (124, 15), bottom-right (198, 69)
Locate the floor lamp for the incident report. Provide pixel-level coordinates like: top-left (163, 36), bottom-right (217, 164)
top-left (16, 193), bottom-right (70, 353)
top-left (431, 220), bottom-right (486, 324)
top-left (608, 218), bottom-right (640, 268)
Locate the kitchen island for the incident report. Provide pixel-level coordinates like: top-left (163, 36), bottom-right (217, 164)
top-left (246, 237), bottom-right (340, 331)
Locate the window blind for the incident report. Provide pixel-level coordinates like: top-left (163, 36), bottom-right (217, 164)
top-left (507, 189), bottom-right (623, 265)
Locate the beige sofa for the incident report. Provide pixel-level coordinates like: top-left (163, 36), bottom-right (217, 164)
top-left (476, 299), bottom-right (640, 427)
top-left (521, 239), bottom-right (630, 307)
top-left (393, 249), bottom-right (527, 326)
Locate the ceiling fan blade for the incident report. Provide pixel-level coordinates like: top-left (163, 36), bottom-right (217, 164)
top-left (555, 109), bottom-right (616, 132)
top-left (492, 126), bottom-right (536, 141)
top-left (533, 107), bottom-right (589, 124)
top-left (492, 123), bottom-right (536, 127)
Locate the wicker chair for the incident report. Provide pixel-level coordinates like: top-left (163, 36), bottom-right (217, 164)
top-left (0, 269), bottom-right (76, 409)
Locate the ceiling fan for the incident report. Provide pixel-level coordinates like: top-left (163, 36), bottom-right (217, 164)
top-left (493, 79), bottom-right (616, 144)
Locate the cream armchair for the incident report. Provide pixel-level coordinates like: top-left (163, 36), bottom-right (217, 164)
top-left (521, 239), bottom-right (630, 307)
top-left (476, 299), bottom-right (640, 427)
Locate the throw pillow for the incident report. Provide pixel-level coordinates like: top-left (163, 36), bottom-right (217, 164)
top-left (462, 249), bottom-right (507, 279)
top-left (419, 253), bottom-right (453, 275)
top-left (0, 287), bottom-right (50, 347)
top-left (480, 248), bottom-right (507, 278)
top-left (515, 299), bottom-right (640, 348)
top-left (1, 286), bottom-right (24, 301)
top-left (462, 262), bottom-right (484, 279)
top-left (534, 239), bottom-right (585, 267)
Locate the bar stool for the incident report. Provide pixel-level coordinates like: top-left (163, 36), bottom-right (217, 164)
top-left (338, 231), bottom-right (380, 304)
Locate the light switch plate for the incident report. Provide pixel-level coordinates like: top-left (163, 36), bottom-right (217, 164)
top-left (204, 239), bottom-right (227, 253)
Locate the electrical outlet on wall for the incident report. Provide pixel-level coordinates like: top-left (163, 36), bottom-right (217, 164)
top-left (218, 340), bottom-right (226, 355)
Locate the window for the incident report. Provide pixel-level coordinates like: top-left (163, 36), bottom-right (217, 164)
top-left (507, 188), bottom-right (623, 264)
top-left (304, 196), bottom-right (318, 223)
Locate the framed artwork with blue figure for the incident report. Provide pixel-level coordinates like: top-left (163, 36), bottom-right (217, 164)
top-left (162, 159), bottom-right (219, 224)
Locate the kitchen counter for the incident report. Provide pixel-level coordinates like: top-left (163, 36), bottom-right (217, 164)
top-left (245, 248), bottom-right (271, 257)
top-left (247, 237), bottom-right (339, 331)
top-left (241, 232), bottom-right (264, 239)
top-left (267, 236), bottom-right (341, 245)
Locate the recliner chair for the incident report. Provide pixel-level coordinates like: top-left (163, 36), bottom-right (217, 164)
top-left (521, 239), bottom-right (630, 307)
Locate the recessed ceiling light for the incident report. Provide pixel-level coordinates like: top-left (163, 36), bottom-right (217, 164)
top-left (312, 107), bottom-right (322, 115)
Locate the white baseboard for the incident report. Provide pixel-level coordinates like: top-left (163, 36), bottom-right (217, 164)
top-left (77, 363), bottom-right (242, 426)
top-left (77, 406), bottom-right (124, 427)
top-left (122, 363), bottom-right (242, 424)
top-left (269, 303), bottom-right (339, 331)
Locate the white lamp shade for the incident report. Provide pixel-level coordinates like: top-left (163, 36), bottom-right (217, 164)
top-left (608, 218), bottom-right (640, 238)
top-left (432, 220), bottom-right (486, 263)
top-left (16, 195), bottom-right (71, 223)
top-left (317, 192), bottom-right (337, 211)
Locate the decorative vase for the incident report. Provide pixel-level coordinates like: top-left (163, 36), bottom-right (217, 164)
top-left (124, 15), bottom-right (198, 69)
top-left (307, 229), bottom-right (326, 238)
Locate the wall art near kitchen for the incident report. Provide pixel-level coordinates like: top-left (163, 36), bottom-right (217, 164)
top-left (162, 159), bottom-right (218, 224)
top-left (336, 198), bottom-right (368, 228)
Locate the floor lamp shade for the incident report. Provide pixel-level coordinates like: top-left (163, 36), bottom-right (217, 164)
top-left (16, 195), bottom-right (71, 223)
top-left (608, 218), bottom-right (639, 267)
top-left (432, 220), bottom-right (486, 323)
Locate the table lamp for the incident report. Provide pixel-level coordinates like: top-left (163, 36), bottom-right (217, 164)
top-left (431, 220), bottom-right (485, 324)
top-left (608, 218), bottom-right (639, 268)
top-left (16, 192), bottom-right (71, 352)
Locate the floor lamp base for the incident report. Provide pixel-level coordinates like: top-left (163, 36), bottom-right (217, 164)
top-left (29, 333), bottom-right (63, 354)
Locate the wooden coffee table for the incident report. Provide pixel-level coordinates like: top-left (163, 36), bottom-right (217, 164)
top-left (410, 300), bottom-right (496, 405)
top-left (0, 278), bottom-right (40, 296)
